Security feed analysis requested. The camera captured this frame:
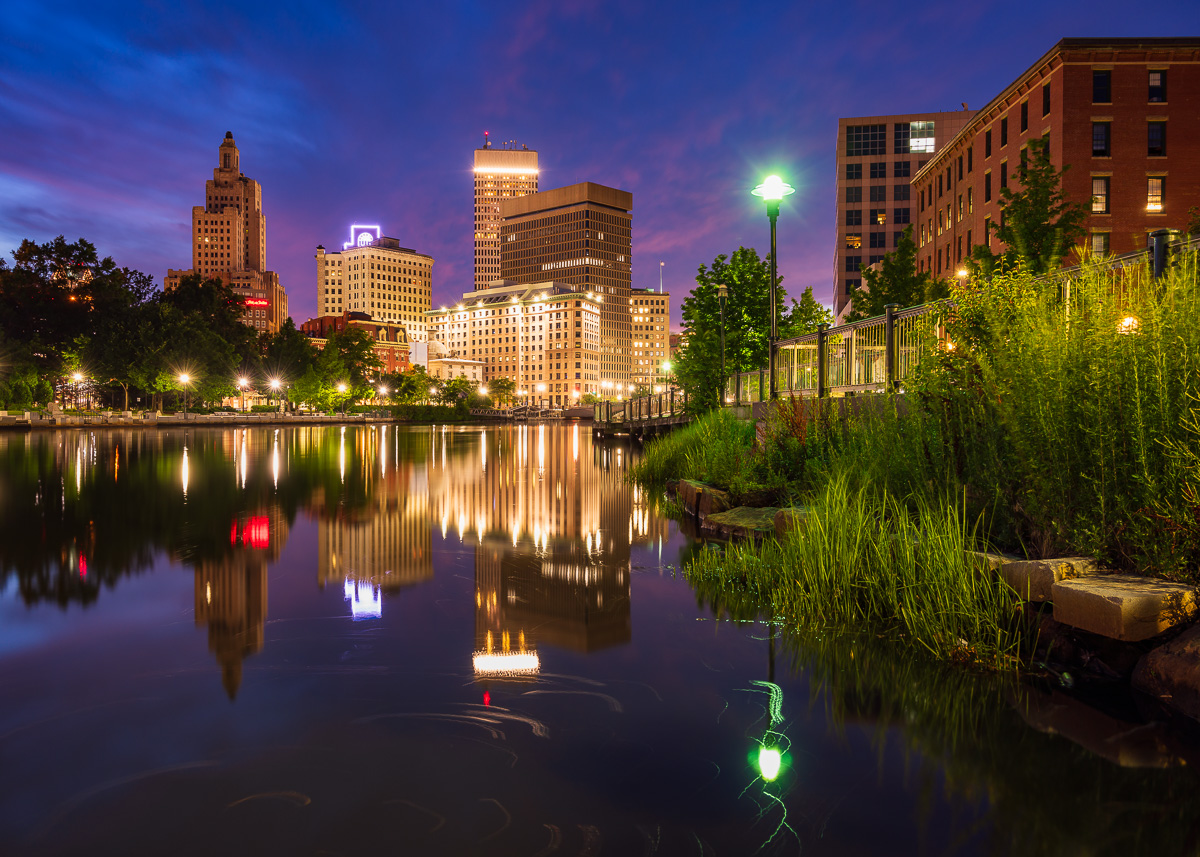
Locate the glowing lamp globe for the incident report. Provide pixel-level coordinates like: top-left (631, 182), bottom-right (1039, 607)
top-left (758, 745), bottom-right (782, 782)
top-left (178, 373), bottom-right (190, 384)
top-left (751, 175), bottom-right (795, 202)
top-left (337, 383), bottom-right (347, 393)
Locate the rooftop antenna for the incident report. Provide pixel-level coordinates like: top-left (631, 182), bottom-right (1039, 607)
top-left (484, 130), bottom-right (490, 149)
top-left (659, 261), bottom-right (664, 293)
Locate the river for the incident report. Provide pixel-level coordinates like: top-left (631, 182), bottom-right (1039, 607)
top-left (1, 424), bottom-right (1197, 856)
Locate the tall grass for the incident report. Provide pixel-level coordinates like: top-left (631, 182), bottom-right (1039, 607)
top-left (628, 408), bottom-right (753, 490)
top-left (686, 475), bottom-right (1024, 667)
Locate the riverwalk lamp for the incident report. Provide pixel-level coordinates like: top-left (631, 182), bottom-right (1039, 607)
top-left (751, 175), bottom-right (795, 400)
top-left (178, 373), bottom-right (191, 415)
top-left (717, 283), bottom-right (728, 394)
top-left (237, 376), bottom-right (248, 411)
top-left (337, 382), bottom-right (347, 415)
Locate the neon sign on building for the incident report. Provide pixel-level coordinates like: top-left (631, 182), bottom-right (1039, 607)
top-left (343, 224), bottom-right (382, 250)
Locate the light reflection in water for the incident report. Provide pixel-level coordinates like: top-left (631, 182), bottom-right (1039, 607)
top-left (344, 578), bottom-right (382, 620)
top-left (181, 445), bottom-right (189, 496)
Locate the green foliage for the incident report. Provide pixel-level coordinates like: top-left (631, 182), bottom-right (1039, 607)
top-left (487, 376), bottom-right (515, 406)
top-left (847, 224), bottom-right (947, 321)
top-left (628, 408), bottom-right (754, 489)
top-left (780, 286), bottom-right (833, 338)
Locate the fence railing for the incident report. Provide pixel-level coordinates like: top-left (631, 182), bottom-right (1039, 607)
top-left (728, 302), bottom-right (940, 402)
top-left (594, 389), bottom-right (689, 425)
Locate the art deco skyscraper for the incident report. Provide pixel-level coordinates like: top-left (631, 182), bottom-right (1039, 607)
top-left (473, 135), bottom-right (538, 290)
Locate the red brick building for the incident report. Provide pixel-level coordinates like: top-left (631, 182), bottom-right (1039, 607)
top-left (299, 312), bottom-right (411, 374)
top-left (914, 38), bottom-right (1200, 278)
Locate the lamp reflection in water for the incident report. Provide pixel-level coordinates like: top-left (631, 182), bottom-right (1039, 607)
top-left (344, 578), bottom-right (382, 620)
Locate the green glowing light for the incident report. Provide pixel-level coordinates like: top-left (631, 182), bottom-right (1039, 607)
top-left (758, 746), bottom-right (782, 781)
top-left (751, 175), bottom-right (796, 201)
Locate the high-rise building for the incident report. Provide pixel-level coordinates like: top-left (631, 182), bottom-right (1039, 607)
top-left (630, 287), bottom-right (670, 391)
top-left (315, 225), bottom-right (433, 341)
top-left (166, 132), bottom-right (289, 333)
top-left (499, 182), bottom-right (633, 387)
top-left (835, 111), bottom-right (974, 319)
top-left (474, 137), bottom-right (538, 291)
top-left (913, 38), bottom-right (1200, 279)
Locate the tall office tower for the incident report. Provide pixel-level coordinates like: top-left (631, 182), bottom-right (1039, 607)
top-left (474, 136), bottom-right (538, 290)
top-left (834, 111), bottom-right (973, 320)
top-left (630, 287), bottom-right (670, 391)
top-left (915, 38), bottom-right (1200, 284)
top-left (499, 182), bottom-right (633, 387)
top-left (315, 224), bottom-right (434, 341)
top-left (165, 132), bottom-right (289, 333)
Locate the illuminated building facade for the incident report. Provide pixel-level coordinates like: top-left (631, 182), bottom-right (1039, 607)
top-left (835, 111), bottom-right (973, 319)
top-left (315, 226), bottom-right (433, 342)
top-left (426, 281), bottom-right (603, 406)
top-left (499, 182), bottom-right (633, 388)
top-left (165, 132), bottom-right (289, 333)
top-left (474, 138), bottom-right (539, 291)
top-left (298, 311), bottom-right (411, 375)
top-left (630, 287), bottom-right (670, 391)
top-left (914, 38), bottom-right (1200, 280)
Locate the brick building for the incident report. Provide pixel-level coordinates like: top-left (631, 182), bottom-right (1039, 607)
top-left (835, 111), bottom-right (974, 317)
top-left (166, 132), bottom-right (289, 334)
top-left (914, 38), bottom-right (1200, 278)
top-left (299, 312), bottom-right (411, 375)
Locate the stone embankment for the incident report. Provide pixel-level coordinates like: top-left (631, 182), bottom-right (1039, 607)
top-left (668, 478), bottom-right (1200, 732)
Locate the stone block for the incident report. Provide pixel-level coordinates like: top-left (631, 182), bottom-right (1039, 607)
top-left (1003, 557), bottom-right (1100, 602)
top-left (965, 550), bottom-right (1019, 573)
top-left (701, 506), bottom-right (779, 542)
top-left (1052, 576), bottom-right (1199, 642)
top-left (1133, 624), bottom-right (1200, 722)
top-left (697, 486), bottom-right (731, 518)
top-left (678, 480), bottom-right (707, 517)
top-left (774, 507), bottom-right (808, 539)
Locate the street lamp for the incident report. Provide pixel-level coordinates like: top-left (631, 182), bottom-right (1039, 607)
top-left (178, 373), bottom-right (191, 416)
top-left (269, 378), bottom-right (281, 408)
top-left (71, 372), bottom-right (83, 411)
top-left (237, 377), bottom-right (248, 412)
top-left (337, 382), bottom-right (347, 415)
top-left (717, 283), bottom-right (728, 401)
top-left (752, 175), bottom-right (796, 400)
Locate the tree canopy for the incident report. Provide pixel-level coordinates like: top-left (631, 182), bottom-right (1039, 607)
top-left (847, 225), bottom-right (948, 321)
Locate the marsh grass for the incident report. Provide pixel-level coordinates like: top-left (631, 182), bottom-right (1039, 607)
top-left (628, 408), bottom-right (754, 489)
top-left (686, 475), bottom-right (1024, 668)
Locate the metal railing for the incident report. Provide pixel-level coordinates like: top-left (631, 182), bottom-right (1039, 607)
top-left (595, 389), bottom-right (689, 425)
top-left (728, 302), bottom-right (940, 402)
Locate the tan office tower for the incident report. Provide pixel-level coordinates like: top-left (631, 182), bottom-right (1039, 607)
top-left (499, 182), bottom-right (633, 388)
top-left (474, 137), bottom-right (538, 291)
top-left (834, 111), bottom-right (973, 320)
top-left (165, 132), bottom-right (289, 333)
top-left (630, 287), bottom-right (670, 391)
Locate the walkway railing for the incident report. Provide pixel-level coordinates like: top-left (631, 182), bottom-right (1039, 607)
top-left (594, 389), bottom-right (688, 425)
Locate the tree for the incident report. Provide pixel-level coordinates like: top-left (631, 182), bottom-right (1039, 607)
top-left (970, 137), bottom-right (1088, 276)
top-left (781, 286), bottom-right (833, 337)
top-left (487, 376), bottom-right (515, 407)
top-left (674, 247), bottom-right (784, 412)
top-left (260, 318), bottom-right (316, 388)
top-left (847, 225), bottom-right (946, 321)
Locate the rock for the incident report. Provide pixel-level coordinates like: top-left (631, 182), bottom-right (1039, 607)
top-left (701, 506), bottom-right (779, 542)
top-left (1003, 556), bottom-right (1100, 602)
top-left (1133, 624), bottom-right (1200, 722)
top-left (774, 507), bottom-right (808, 539)
top-left (678, 480), bottom-right (707, 517)
top-left (665, 478), bottom-right (680, 495)
top-left (697, 486), bottom-right (731, 518)
top-left (1016, 686), bottom-right (1183, 768)
top-left (1052, 576), bottom-right (1199, 642)
top-left (965, 550), bottom-right (1020, 573)
top-left (737, 488), bottom-right (775, 508)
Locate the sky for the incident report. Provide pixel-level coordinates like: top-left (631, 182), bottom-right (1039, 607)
top-left (2, 0), bottom-right (1197, 330)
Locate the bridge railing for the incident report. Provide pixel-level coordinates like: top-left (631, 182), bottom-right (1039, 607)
top-left (596, 390), bottom-right (689, 425)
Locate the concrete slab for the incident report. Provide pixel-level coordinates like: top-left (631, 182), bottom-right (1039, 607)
top-left (1133, 624), bottom-right (1200, 722)
top-left (1052, 576), bottom-right (1199, 642)
top-left (1003, 557), bottom-right (1100, 602)
top-left (965, 550), bottom-right (1020, 573)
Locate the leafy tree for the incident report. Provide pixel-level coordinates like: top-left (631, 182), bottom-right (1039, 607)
top-left (261, 318), bottom-right (316, 386)
top-left (970, 138), bottom-right (1088, 276)
top-left (781, 286), bottom-right (833, 337)
top-left (675, 247), bottom-right (784, 412)
top-left (847, 225), bottom-right (947, 321)
top-left (487, 376), bottom-right (515, 406)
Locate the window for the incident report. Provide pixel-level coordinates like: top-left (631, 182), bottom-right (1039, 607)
top-left (1147, 177), bottom-right (1164, 212)
top-left (958, 194), bottom-right (963, 221)
top-left (1042, 82), bottom-right (1051, 116)
top-left (1000, 117), bottom-right (1008, 146)
top-left (894, 184), bottom-right (910, 201)
top-left (1000, 161), bottom-right (1008, 190)
top-left (1149, 70), bottom-right (1167, 103)
top-left (894, 231), bottom-right (905, 247)
top-left (1093, 70), bottom-right (1111, 103)
top-left (909, 121), bottom-right (935, 153)
top-left (844, 234), bottom-right (861, 249)
top-left (957, 155), bottom-right (963, 181)
top-left (847, 124), bottom-right (887, 156)
top-left (1092, 123), bottom-right (1111, 157)
top-left (938, 174), bottom-right (943, 197)
top-left (846, 186), bottom-right (862, 203)
top-left (869, 185), bottom-right (887, 202)
top-left (967, 188), bottom-right (973, 213)
top-left (967, 146), bottom-right (973, 173)
top-left (870, 209), bottom-right (887, 226)
top-left (869, 255), bottom-right (885, 265)
top-left (846, 210), bottom-right (862, 226)
top-left (845, 163), bottom-right (862, 180)
top-left (894, 161), bottom-right (911, 178)
top-left (893, 207), bottom-right (910, 224)
top-left (985, 129), bottom-right (992, 157)
top-left (1092, 176), bottom-right (1110, 213)
top-left (1092, 232), bottom-right (1109, 256)
top-left (984, 217), bottom-right (992, 246)
top-left (870, 162), bottom-right (887, 179)
top-left (846, 255), bottom-right (862, 272)
top-left (984, 171), bottom-right (992, 202)
top-left (1148, 122), bottom-right (1166, 156)
top-left (845, 279), bottom-right (860, 295)
top-left (869, 232), bottom-right (887, 248)
top-left (1020, 101), bottom-right (1028, 132)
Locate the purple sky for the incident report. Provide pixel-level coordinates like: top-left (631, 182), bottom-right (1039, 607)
top-left (2, 1), bottom-right (1194, 329)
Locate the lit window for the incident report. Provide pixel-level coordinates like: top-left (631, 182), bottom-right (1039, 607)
top-left (1092, 177), bottom-right (1110, 213)
top-left (1147, 177), bottom-right (1164, 212)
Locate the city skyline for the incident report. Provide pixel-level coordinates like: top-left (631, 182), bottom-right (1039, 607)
top-left (2, 1), bottom-right (1197, 331)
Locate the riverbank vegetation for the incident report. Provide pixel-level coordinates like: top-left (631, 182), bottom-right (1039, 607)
top-left (635, 251), bottom-right (1200, 660)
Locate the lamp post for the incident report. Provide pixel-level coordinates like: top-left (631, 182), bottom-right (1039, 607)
top-left (71, 372), bottom-right (83, 411)
top-left (337, 382), bottom-right (347, 415)
top-left (237, 377), bottom-right (248, 412)
top-left (717, 283), bottom-right (728, 403)
top-left (751, 175), bottom-right (796, 400)
top-left (178, 373), bottom-right (191, 416)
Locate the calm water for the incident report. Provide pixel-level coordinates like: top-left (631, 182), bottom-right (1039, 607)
top-left (2, 424), bottom-right (1199, 856)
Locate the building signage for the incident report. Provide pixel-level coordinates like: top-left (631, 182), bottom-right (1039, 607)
top-left (244, 298), bottom-right (269, 307)
top-left (343, 224), bottom-right (382, 250)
